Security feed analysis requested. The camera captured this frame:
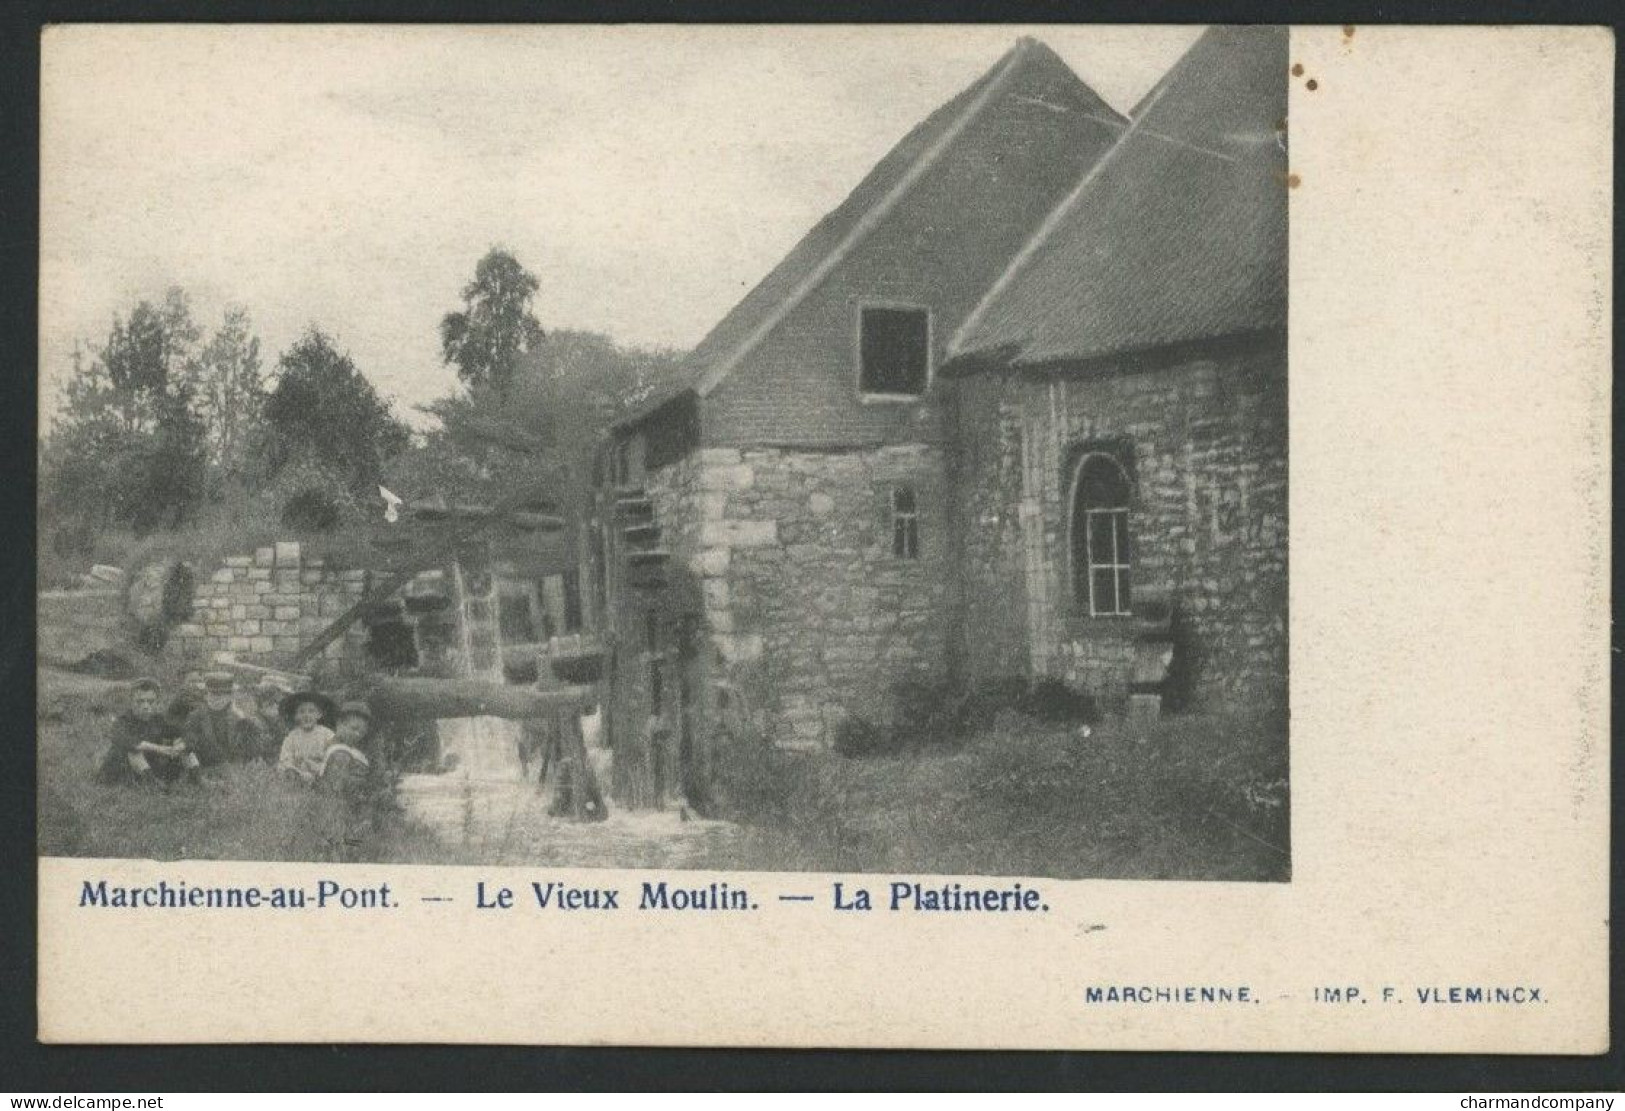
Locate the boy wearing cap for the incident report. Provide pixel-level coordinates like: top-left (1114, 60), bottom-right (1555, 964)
top-left (249, 679), bottom-right (288, 762)
top-left (181, 672), bottom-right (260, 769)
top-left (277, 691), bottom-right (337, 784)
top-left (320, 701), bottom-right (374, 792)
top-left (97, 678), bottom-right (197, 786)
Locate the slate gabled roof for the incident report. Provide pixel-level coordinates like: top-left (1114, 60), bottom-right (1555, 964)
top-left (948, 25), bottom-right (1289, 368)
top-left (615, 37), bottom-right (1125, 429)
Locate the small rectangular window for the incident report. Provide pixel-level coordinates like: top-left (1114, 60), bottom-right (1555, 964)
top-left (892, 486), bottom-right (920, 559)
top-left (859, 307), bottom-right (930, 396)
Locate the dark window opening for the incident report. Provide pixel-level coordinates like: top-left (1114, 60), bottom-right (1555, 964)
top-left (498, 585), bottom-right (539, 644)
top-left (1071, 455), bottom-right (1132, 616)
top-left (859, 307), bottom-right (930, 396)
top-left (562, 568), bottom-right (584, 632)
top-left (611, 439), bottom-right (632, 488)
top-left (891, 485), bottom-right (920, 559)
top-left (366, 620), bottom-right (420, 670)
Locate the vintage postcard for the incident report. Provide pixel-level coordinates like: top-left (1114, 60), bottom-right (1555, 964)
top-left (35, 24), bottom-right (1609, 1050)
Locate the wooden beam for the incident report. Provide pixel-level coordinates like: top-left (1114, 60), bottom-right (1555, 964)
top-left (357, 676), bottom-right (592, 721)
top-left (287, 472), bottom-right (572, 669)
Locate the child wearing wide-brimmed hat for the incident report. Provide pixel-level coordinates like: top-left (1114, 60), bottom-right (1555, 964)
top-left (276, 690), bottom-right (337, 784)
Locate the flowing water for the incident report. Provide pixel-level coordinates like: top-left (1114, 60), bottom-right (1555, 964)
top-left (398, 716), bottom-right (742, 868)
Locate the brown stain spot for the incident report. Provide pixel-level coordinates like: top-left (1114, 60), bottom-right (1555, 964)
top-left (1305, 78), bottom-right (1319, 91)
top-left (1343, 24), bottom-right (1356, 39)
top-left (1291, 62), bottom-right (1304, 76)
top-left (1286, 173), bottom-right (1301, 189)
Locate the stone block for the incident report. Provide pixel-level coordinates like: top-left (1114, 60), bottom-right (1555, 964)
top-left (175, 623), bottom-right (204, 638)
top-left (700, 520), bottom-right (777, 549)
top-left (274, 605), bottom-right (302, 621)
top-left (230, 604), bottom-right (248, 620)
top-left (700, 464), bottom-right (755, 492)
top-left (319, 594), bottom-right (347, 616)
top-left (341, 570), bottom-right (367, 583)
top-left (248, 567), bottom-right (271, 581)
top-left (227, 636), bottom-right (252, 652)
top-left (713, 633), bottom-right (764, 664)
top-left (300, 569), bottom-right (323, 585)
top-left (210, 568), bottom-right (235, 585)
top-left (703, 580), bottom-right (729, 609)
top-left (700, 493), bottom-right (728, 521)
top-left (254, 546), bottom-right (275, 568)
top-left (808, 492), bottom-right (834, 517)
top-left (698, 448), bottom-right (742, 467)
top-left (693, 548), bottom-right (731, 577)
top-left (238, 620), bottom-right (261, 636)
top-left (274, 541), bottom-right (301, 568)
top-left (225, 555), bottom-right (254, 569)
top-left (254, 581), bottom-right (275, 594)
top-left (207, 623), bottom-right (232, 638)
top-left (246, 605), bottom-right (271, 620)
top-left (274, 570), bottom-right (302, 590)
top-left (251, 636), bottom-right (276, 654)
top-left (212, 651), bottom-right (238, 666)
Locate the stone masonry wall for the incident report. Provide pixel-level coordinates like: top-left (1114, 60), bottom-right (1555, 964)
top-left (172, 541), bottom-right (370, 670)
top-left (949, 335), bottom-right (1288, 713)
top-left (649, 444), bottom-right (953, 749)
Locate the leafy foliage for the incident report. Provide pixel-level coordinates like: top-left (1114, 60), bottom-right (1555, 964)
top-left (263, 328), bottom-right (410, 498)
top-left (41, 289), bottom-right (211, 536)
top-left (440, 248), bottom-right (547, 397)
top-left (185, 306), bottom-right (265, 484)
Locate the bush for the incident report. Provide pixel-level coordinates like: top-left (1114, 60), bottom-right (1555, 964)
top-left (1018, 678), bottom-right (1099, 724)
top-left (832, 714), bottom-right (885, 757)
top-left (281, 488), bottom-right (342, 531)
top-left (832, 676), bottom-right (1098, 759)
top-left (954, 676), bottom-right (1030, 733)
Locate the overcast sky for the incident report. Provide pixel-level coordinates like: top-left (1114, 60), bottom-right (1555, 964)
top-left (41, 24), bottom-right (1203, 424)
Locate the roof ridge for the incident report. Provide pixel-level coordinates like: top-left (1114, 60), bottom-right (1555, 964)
top-left (691, 37), bottom-right (1038, 397)
top-left (947, 30), bottom-right (1210, 357)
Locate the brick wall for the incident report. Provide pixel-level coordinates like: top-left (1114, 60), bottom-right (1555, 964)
top-left (172, 541), bottom-right (370, 670)
top-left (699, 52), bottom-right (1120, 450)
top-left (948, 334), bottom-right (1288, 712)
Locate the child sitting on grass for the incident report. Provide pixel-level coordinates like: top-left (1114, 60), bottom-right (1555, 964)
top-left (96, 677), bottom-right (201, 787)
top-left (319, 701), bottom-right (373, 793)
top-left (276, 691), bottom-right (337, 784)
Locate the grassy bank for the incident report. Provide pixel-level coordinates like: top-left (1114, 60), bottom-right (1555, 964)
top-left (38, 668), bottom-right (448, 864)
top-left (716, 708), bottom-right (1290, 881)
top-left (40, 668), bottom-right (1288, 880)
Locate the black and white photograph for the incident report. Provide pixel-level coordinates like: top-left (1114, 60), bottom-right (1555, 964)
top-left (38, 23), bottom-right (1288, 883)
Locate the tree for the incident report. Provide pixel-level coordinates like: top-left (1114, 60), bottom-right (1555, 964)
top-left (440, 248), bottom-right (546, 397)
top-left (187, 305), bottom-right (265, 482)
top-left (263, 328), bottom-right (410, 498)
top-left (42, 289), bottom-right (210, 535)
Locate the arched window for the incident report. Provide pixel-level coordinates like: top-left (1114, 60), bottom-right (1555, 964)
top-left (1071, 454), bottom-right (1132, 616)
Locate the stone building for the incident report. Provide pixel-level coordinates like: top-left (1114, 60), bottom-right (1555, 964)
top-left (594, 26), bottom-right (1287, 758)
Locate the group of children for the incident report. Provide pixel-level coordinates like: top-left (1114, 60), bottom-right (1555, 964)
top-left (96, 672), bottom-right (376, 794)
